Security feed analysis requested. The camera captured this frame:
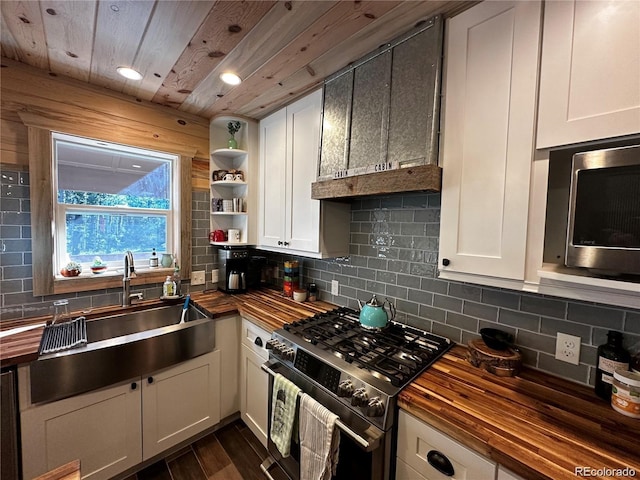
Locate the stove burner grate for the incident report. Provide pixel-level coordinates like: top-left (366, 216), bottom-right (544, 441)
top-left (283, 307), bottom-right (452, 388)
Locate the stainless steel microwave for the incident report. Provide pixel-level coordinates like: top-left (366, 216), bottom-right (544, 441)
top-left (566, 144), bottom-right (640, 276)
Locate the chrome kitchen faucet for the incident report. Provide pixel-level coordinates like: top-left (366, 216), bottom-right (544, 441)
top-left (123, 251), bottom-right (143, 307)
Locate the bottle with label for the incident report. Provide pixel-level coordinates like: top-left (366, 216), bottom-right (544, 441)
top-left (149, 248), bottom-right (158, 268)
top-left (595, 330), bottom-right (630, 400)
top-left (163, 276), bottom-right (175, 297)
top-left (172, 262), bottom-right (181, 296)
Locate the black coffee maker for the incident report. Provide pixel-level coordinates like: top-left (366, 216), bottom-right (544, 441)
top-left (217, 247), bottom-right (248, 293)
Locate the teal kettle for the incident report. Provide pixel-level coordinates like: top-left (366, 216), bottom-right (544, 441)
top-left (357, 294), bottom-right (396, 329)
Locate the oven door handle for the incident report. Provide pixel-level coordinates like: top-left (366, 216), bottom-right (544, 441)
top-left (261, 362), bottom-right (371, 450)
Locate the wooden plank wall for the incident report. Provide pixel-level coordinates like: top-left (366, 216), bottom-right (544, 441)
top-left (0, 57), bottom-right (210, 191)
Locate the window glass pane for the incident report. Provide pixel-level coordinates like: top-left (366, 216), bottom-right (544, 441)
top-left (56, 140), bottom-right (171, 209)
top-left (65, 212), bottom-right (167, 263)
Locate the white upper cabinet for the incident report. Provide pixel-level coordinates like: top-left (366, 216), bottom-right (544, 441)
top-left (536, 0), bottom-right (640, 148)
top-left (439, 1), bottom-right (542, 280)
top-left (258, 89), bottom-right (350, 258)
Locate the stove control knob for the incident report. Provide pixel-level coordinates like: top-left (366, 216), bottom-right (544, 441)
top-left (365, 397), bottom-right (385, 417)
top-left (337, 379), bottom-right (355, 398)
top-left (282, 348), bottom-right (295, 362)
top-left (351, 387), bottom-right (368, 407)
top-left (266, 339), bottom-right (279, 350)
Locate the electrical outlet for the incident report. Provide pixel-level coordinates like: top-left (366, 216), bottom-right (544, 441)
top-left (211, 269), bottom-right (219, 283)
top-left (191, 270), bottom-right (205, 285)
top-left (331, 280), bottom-right (339, 296)
top-left (555, 333), bottom-right (581, 365)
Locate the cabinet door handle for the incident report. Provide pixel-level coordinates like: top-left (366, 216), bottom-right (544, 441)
top-left (147, 376), bottom-right (154, 384)
top-left (442, 258), bottom-right (451, 266)
top-left (278, 241), bottom-right (283, 246)
top-left (254, 337), bottom-right (263, 347)
top-left (131, 382), bottom-right (137, 390)
top-left (426, 450), bottom-right (454, 476)
top-left (283, 241), bottom-right (289, 246)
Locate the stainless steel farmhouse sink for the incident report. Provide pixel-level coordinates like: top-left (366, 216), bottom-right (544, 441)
top-left (29, 303), bottom-right (214, 404)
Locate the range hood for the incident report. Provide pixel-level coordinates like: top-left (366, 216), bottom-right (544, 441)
top-left (312, 16), bottom-right (443, 200)
top-left (311, 164), bottom-right (441, 200)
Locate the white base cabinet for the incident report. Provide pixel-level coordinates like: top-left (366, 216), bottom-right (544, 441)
top-left (396, 411), bottom-right (497, 480)
top-left (20, 377), bottom-right (142, 480)
top-left (19, 350), bottom-right (220, 480)
top-left (239, 318), bottom-right (270, 447)
top-left (142, 350), bottom-right (221, 460)
top-left (216, 315), bottom-right (240, 419)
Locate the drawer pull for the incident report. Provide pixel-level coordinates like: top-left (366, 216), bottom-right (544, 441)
top-left (254, 336), bottom-right (263, 347)
top-left (427, 450), bottom-right (454, 476)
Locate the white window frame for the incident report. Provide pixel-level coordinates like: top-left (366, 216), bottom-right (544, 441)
top-left (51, 132), bottom-right (180, 277)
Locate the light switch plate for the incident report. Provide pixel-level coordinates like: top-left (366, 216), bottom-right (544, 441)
top-left (191, 270), bottom-right (205, 285)
top-left (331, 280), bottom-right (339, 296)
top-left (555, 333), bottom-right (581, 365)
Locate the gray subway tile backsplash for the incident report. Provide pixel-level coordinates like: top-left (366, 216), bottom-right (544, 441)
top-left (2, 174), bottom-right (639, 388)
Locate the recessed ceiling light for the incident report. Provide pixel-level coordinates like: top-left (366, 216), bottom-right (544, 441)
top-left (117, 66), bottom-right (143, 80)
top-left (131, 164), bottom-right (141, 168)
top-left (220, 72), bottom-right (242, 85)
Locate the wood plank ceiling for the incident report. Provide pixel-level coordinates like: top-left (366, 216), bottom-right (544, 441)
top-left (1, 0), bottom-right (474, 121)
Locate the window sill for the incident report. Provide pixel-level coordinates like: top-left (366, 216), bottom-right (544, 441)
top-left (53, 268), bottom-right (175, 295)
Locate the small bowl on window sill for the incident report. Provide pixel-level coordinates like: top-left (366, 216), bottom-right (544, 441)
top-left (90, 265), bottom-right (108, 274)
top-left (60, 268), bottom-right (81, 277)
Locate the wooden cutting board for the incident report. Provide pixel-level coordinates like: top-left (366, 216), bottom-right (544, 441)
top-left (466, 339), bottom-right (522, 377)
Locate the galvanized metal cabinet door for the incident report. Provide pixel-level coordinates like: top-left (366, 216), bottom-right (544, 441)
top-left (349, 51), bottom-right (392, 170)
top-left (388, 21), bottom-right (443, 167)
top-left (319, 71), bottom-right (353, 178)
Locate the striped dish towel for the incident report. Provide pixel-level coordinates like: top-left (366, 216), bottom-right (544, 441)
top-left (299, 393), bottom-right (340, 480)
top-left (270, 373), bottom-right (301, 458)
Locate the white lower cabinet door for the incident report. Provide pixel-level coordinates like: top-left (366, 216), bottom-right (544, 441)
top-left (396, 457), bottom-right (428, 480)
top-left (397, 411), bottom-right (496, 480)
top-left (142, 350), bottom-right (221, 460)
top-left (20, 380), bottom-right (142, 480)
top-left (497, 465), bottom-right (525, 480)
top-left (240, 342), bottom-right (269, 447)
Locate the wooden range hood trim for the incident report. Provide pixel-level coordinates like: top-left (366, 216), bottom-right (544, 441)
top-left (311, 164), bottom-right (441, 200)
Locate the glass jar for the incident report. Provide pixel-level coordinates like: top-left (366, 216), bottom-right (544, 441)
top-left (307, 283), bottom-right (318, 302)
top-left (611, 370), bottom-right (640, 418)
top-left (52, 299), bottom-right (70, 324)
top-left (595, 331), bottom-right (630, 400)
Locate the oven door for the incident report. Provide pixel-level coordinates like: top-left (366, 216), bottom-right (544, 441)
top-left (261, 360), bottom-right (391, 480)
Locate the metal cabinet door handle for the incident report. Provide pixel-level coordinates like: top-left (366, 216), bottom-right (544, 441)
top-left (255, 337), bottom-right (263, 347)
top-left (442, 258), bottom-right (451, 266)
top-left (427, 450), bottom-right (454, 476)
top-left (148, 376), bottom-right (154, 384)
top-left (131, 382), bottom-right (137, 390)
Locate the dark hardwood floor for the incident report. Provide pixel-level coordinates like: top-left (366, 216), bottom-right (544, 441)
top-left (125, 420), bottom-right (288, 480)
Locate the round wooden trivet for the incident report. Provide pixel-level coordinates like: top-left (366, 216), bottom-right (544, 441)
top-left (466, 339), bottom-right (522, 377)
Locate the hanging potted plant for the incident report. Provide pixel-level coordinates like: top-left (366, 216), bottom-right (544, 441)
top-left (227, 121), bottom-right (241, 149)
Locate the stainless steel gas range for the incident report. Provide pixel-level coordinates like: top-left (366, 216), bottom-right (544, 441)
top-left (260, 307), bottom-right (453, 480)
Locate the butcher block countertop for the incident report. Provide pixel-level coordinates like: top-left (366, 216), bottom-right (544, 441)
top-left (399, 346), bottom-right (640, 480)
top-left (34, 460), bottom-right (80, 480)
